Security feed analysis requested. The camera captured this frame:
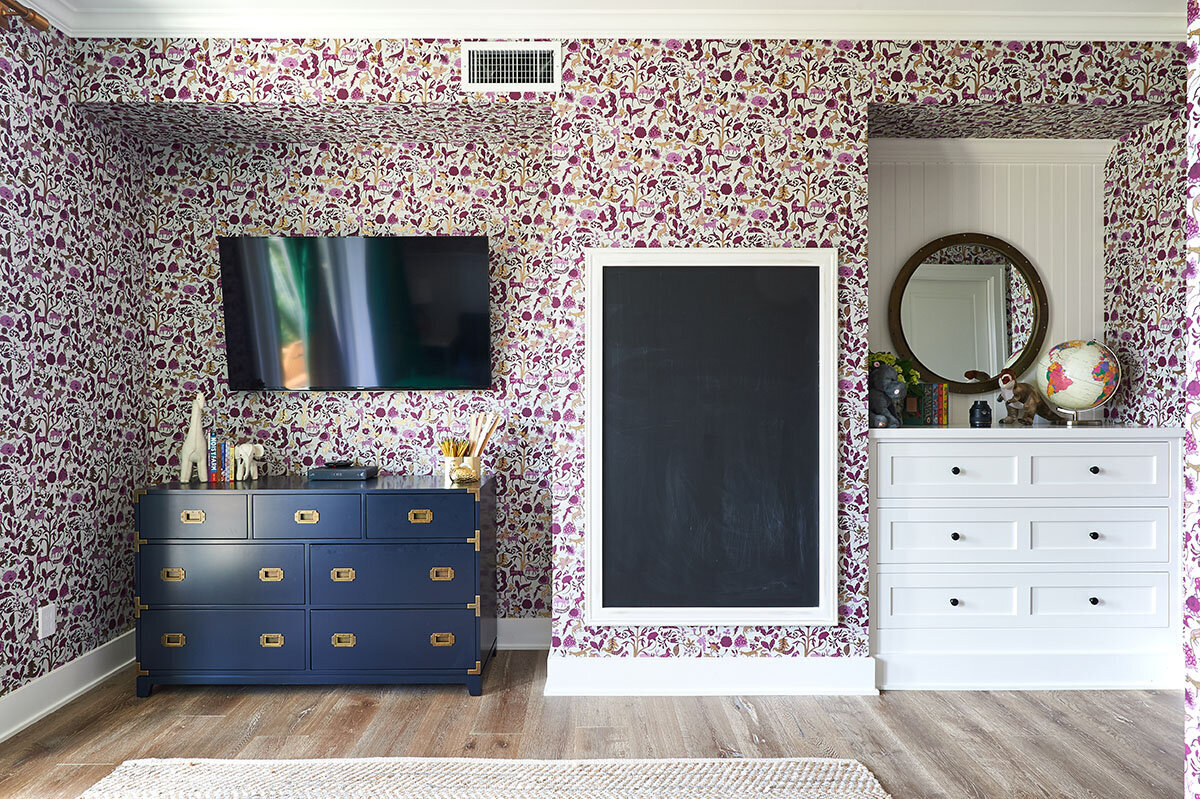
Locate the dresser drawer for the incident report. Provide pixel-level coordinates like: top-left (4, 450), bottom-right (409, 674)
top-left (139, 544), bottom-right (305, 605)
top-left (876, 508), bottom-right (1019, 564)
top-left (139, 609), bottom-right (305, 671)
top-left (252, 494), bottom-right (362, 539)
top-left (310, 544), bottom-right (477, 605)
top-left (310, 609), bottom-right (477, 670)
top-left (874, 443), bottom-right (1018, 498)
top-left (877, 571), bottom-right (1171, 629)
top-left (365, 493), bottom-right (475, 539)
top-left (1030, 507), bottom-right (1169, 563)
top-left (1029, 441), bottom-right (1170, 498)
top-left (1030, 572), bottom-right (1169, 628)
top-left (140, 494), bottom-right (247, 539)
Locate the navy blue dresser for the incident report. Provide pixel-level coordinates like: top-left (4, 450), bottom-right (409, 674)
top-left (133, 475), bottom-right (496, 696)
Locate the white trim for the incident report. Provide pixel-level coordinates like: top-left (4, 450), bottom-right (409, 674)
top-left (543, 654), bottom-right (879, 696)
top-left (460, 41), bottom-right (561, 94)
top-left (876, 651), bottom-right (1182, 690)
top-left (0, 630), bottom-right (135, 745)
top-left (497, 617), bottom-right (551, 650)
top-left (46, 6), bottom-right (1186, 41)
top-left (870, 139), bottom-right (1119, 166)
top-left (583, 247), bottom-right (839, 628)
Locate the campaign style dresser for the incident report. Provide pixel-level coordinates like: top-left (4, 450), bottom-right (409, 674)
top-left (870, 426), bottom-right (1182, 690)
top-left (133, 475), bottom-right (496, 696)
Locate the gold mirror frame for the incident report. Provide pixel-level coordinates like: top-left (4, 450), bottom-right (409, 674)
top-left (888, 232), bottom-right (1049, 395)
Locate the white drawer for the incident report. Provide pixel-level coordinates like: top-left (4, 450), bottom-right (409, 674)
top-left (876, 506), bottom-right (1169, 565)
top-left (876, 571), bottom-right (1170, 629)
top-left (1029, 441), bottom-right (1169, 498)
top-left (874, 440), bottom-right (1173, 499)
top-left (1030, 507), bottom-right (1168, 563)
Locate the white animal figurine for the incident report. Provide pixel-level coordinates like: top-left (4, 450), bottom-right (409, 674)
top-left (235, 442), bottom-right (265, 481)
top-left (178, 392), bottom-right (208, 483)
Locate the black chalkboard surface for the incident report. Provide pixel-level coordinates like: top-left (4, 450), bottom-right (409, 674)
top-left (601, 265), bottom-right (821, 609)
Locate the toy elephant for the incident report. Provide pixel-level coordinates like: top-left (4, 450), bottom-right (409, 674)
top-left (869, 361), bottom-right (908, 428)
top-left (235, 442), bottom-right (265, 481)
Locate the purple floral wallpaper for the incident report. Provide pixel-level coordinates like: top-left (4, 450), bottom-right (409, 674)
top-left (0, 24), bottom-right (149, 698)
top-left (1183, 4), bottom-right (1200, 796)
top-left (136, 138), bottom-right (554, 619)
top-left (1103, 114), bottom-right (1187, 426)
top-left (0, 31), bottom-right (1188, 704)
top-left (869, 101), bottom-right (1178, 138)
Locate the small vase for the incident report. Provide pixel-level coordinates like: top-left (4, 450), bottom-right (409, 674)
top-left (970, 400), bottom-right (993, 428)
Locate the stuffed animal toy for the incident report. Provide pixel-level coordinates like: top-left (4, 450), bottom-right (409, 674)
top-left (964, 368), bottom-right (1062, 425)
top-left (869, 361), bottom-right (908, 428)
top-left (234, 442), bottom-right (265, 481)
top-left (178, 392), bottom-right (208, 482)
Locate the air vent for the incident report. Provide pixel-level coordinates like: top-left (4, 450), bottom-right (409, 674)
top-left (461, 41), bottom-right (561, 93)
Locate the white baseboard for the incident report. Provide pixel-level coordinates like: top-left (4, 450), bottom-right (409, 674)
top-left (544, 655), bottom-right (878, 696)
top-left (0, 630), bottom-right (135, 745)
top-left (497, 617), bottom-right (551, 650)
top-left (876, 651), bottom-right (1182, 690)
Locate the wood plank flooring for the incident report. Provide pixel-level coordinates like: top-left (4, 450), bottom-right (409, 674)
top-left (0, 651), bottom-right (1182, 798)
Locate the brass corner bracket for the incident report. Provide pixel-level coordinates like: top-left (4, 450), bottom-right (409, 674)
top-left (1, 0), bottom-right (50, 31)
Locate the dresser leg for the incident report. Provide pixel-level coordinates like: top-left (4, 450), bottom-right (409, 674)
top-left (136, 678), bottom-right (152, 698)
top-left (466, 676), bottom-right (482, 696)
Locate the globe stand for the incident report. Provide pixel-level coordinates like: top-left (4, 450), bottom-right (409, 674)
top-left (1054, 407), bottom-right (1104, 427)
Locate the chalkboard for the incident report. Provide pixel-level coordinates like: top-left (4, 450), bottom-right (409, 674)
top-left (600, 265), bottom-right (822, 610)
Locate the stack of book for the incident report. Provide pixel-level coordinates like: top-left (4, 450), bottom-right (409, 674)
top-left (206, 433), bottom-right (237, 482)
top-left (905, 382), bottom-right (950, 426)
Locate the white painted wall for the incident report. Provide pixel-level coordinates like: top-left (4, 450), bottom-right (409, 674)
top-left (868, 138), bottom-right (1115, 423)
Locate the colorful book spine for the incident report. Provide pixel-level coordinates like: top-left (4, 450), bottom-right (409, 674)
top-left (207, 432), bottom-right (218, 480)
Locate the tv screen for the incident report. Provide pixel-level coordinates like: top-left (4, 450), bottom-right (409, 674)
top-left (218, 235), bottom-right (491, 390)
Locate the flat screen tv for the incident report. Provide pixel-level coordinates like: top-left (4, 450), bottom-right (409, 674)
top-left (218, 235), bottom-right (491, 390)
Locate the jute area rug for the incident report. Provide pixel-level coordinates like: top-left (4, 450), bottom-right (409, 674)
top-left (80, 756), bottom-right (893, 798)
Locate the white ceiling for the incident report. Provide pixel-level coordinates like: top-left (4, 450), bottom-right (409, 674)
top-left (35, 0), bottom-right (1186, 40)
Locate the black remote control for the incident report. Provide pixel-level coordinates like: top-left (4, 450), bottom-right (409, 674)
top-left (324, 459), bottom-right (353, 468)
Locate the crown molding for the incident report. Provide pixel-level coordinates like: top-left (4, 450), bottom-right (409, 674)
top-left (870, 138), bottom-right (1119, 165)
top-left (40, 5), bottom-right (1186, 41)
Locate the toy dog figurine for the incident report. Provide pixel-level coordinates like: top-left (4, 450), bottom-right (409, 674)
top-left (964, 369), bottom-right (1062, 425)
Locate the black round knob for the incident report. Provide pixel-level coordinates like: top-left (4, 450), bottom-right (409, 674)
top-left (1089, 531), bottom-right (1100, 540)
top-left (949, 598), bottom-right (960, 607)
top-left (1089, 465), bottom-right (1101, 475)
top-left (1089, 596), bottom-right (1100, 606)
top-left (950, 532), bottom-right (961, 541)
top-left (951, 466), bottom-right (961, 475)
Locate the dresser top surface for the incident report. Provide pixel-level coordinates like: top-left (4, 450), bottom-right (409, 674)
top-left (145, 474), bottom-right (492, 494)
top-left (869, 424), bottom-right (1184, 441)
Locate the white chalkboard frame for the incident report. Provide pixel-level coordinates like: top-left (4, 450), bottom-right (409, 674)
top-left (583, 247), bottom-right (839, 626)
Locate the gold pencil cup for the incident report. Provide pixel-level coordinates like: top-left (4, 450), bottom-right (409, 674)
top-left (444, 456), bottom-right (480, 483)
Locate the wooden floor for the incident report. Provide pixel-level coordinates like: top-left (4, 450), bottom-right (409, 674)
top-left (0, 651), bottom-right (1182, 798)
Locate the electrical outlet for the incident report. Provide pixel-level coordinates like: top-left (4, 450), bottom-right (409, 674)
top-left (37, 603), bottom-right (56, 639)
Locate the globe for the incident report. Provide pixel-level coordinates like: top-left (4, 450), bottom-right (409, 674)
top-left (1033, 339), bottom-right (1122, 414)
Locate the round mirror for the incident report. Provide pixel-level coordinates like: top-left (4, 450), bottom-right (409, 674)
top-left (888, 233), bottom-right (1048, 394)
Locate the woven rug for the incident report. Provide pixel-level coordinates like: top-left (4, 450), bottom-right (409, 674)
top-left (79, 757), bottom-right (892, 798)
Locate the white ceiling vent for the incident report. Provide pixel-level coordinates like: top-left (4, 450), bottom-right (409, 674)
top-left (461, 41), bottom-right (561, 93)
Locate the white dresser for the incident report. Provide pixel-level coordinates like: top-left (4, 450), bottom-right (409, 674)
top-left (870, 425), bottom-right (1183, 690)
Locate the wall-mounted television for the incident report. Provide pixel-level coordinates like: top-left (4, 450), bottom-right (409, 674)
top-left (218, 235), bottom-right (491, 390)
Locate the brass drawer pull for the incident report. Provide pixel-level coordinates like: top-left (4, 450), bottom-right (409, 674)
top-left (260, 633), bottom-right (285, 648)
top-left (430, 632), bottom-right (456, 647)
top-left (408, 509), bottom-right (433, 524)
top-left (259, 567), bottom-right (285, 582)
top-left (294, 509), bottom-right (320, 524)
top-left (161, 632), bottom-right (186, 647)
top-left (180, 509), bottom-right (206, 524)
top-left (331, 633), bottom-right (357, 647)
top-left (159, 567), bottom-right (186, 582)
top-left (330, 567), bottom-right (356, 582)
top-left (429, 566), bottom-right (455, 581)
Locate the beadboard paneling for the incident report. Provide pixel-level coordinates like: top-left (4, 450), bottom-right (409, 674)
top-left (868, 138), bottom-right (1115, 422)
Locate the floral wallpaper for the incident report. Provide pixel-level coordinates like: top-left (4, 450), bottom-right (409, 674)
top-left (1103, 114), bottom-right (1187, 426)
top-left (1183, 3), bottom-right (1200, 796)
top-left (136, 138), bottom-right (554, 619)
top-left (0, 24), bottom-right (149, 698)
top-left (0, 31), bottom-right (1188, 705)
top-left (868, 100), bottom-right (1178, 138)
